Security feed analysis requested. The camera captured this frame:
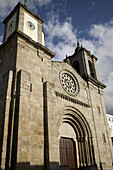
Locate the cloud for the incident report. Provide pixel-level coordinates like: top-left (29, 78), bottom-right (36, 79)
top-left (0, 0), bottom-right (51, 18)
top-left (34, 0), bottom-right (51, 6)
top-left (43, 15), bottom-right (77, 60)
top-left (104, 71), bottom-right (113, 114)
top-left (81, 22), bottom-right (113, 80)
top-left (44, 16), bottom-right (113, 115)
top-left (0, 0), bottom-right (20, 18)
top-left (79, 22), bottom-right (113, 115)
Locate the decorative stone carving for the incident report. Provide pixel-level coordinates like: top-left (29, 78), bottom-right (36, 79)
top-left (55, 91), bottom-right (90, 108)
top-left (60, 70), bottom-right (79, 96)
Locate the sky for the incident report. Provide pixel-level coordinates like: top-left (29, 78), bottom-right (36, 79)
top-left (0, 0), bottom-right (113, 115)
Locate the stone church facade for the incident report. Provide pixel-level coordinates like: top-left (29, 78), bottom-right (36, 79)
top-left (0, 2), bottom-right (113, 170)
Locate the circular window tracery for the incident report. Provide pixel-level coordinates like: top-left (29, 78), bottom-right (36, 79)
top-left (61, 73), bottom-right (76, 94)
top-left (60, 70), bottom-right (79, 96)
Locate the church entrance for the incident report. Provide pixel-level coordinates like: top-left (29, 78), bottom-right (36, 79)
top-left (58, 107), bottom-right (96, 170)
top-left (59, 137), bottom-right (77, 170)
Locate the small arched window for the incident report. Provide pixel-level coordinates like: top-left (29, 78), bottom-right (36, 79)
top-left (73, 60), bottom-right (80, 74)
top-left (88, 60), bottom-right (94, 78)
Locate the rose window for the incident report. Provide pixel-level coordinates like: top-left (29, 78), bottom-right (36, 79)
top-left (60, 70), bottom-right (79, 96)
top-left (61, 73), bottom-right (76, 94)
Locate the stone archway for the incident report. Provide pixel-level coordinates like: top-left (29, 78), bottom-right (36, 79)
top-left (57, 106), bottom-right (96, 170)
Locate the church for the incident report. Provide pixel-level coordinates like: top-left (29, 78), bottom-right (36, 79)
top-left (0, 2), bottom-right (113, 170)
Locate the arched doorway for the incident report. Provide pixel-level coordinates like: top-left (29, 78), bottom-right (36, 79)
top-left (58, 107), bottom-right (96, 170)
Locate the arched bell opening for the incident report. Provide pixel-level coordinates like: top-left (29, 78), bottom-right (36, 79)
top-left (58, 107), bottom-right (96, 170)
top-left (88, 60), bottom-right (95, 78)
top-left (73, 60), bottom-right (80, 74)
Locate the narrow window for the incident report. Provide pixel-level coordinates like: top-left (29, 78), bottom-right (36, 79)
top-left (30, 83), bottom-right (32, 92)
top-left (102, 134), bottom-right (106, 143)
top-left (111, 137), bottom-right (113, 146)
top-left (73, 60), bottom-right (80, 74)
top-left (88, 60), bottom-right (94, 78)
top-left (97, 106), bottom-right (101, 114)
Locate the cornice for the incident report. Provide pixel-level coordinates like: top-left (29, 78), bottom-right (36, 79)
top-left (86, 75), bottom-right (106, 89)
top-left (55, 91), bottom-right (90, 108)
top-left (0, 30), bottom-right (55, 58)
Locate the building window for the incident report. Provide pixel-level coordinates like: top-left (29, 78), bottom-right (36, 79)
top-left (88, 60), bottom-right (94, 78)
top-left (73, 60), bottom-right (80, 74)
top-left (111, 137), bottom-right (113, 146)
top-left (102, 134), bottom-right (106, 144)
top-left (97, 106), bottom-right (101, 114)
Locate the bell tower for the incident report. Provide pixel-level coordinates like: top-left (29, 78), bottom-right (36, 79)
top-left (3, 2), bottom-right (45, 45)
top-left (0, 2), bottom-right (55, 170)
top-left (64, 41), bottom-right (99, 81)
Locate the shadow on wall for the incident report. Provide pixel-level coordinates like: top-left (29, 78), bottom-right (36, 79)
top-left (59, 165), bottom-right (98, 170)
top-left (79, 165), bottom-right (98, 170)
top-left (0, 70), bottom-right (21, 170)
top-left (0, 162), bottom-right (60, 170)
top-left (0, 71), bottom-right (14, 169)
top-left (0, 163), bottom-right (99, 170)
top-left (1, 163), bottom-right (45, 170)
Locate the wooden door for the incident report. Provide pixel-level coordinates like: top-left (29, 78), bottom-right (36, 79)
top-left (60, 137), bottom-right (76, 170)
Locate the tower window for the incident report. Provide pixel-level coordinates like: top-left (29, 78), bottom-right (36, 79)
top-left (73, 60), bottom-right (80, 74)
top-left (97, 106), bottom-right (101, 114)
top-left (102, 134), bottom-right (106, 144)
top-left (88, 60), bottom-right (94, 78)
top-left (111, 137), bottom-right (113, 146)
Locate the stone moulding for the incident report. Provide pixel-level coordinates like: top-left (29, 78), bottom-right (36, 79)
top-left (55, 91), bottom-right (90, 108)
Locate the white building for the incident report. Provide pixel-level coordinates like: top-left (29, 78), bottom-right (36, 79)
top-left (107, 114), bottom-right (113, 139)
